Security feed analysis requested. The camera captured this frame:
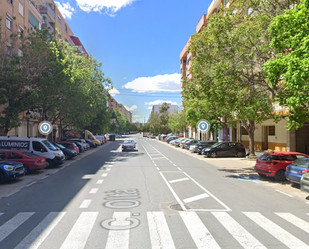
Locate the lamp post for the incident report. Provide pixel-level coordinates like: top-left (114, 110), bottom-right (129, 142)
top-left (26, 110), bottom-right (31, 137)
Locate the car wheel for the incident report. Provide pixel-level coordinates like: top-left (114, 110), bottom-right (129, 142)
top-left (275, 170), bottom-right (286, 181)
top-left (210, 152), bottom-right (217, 158)
top-left (236, 152), bottom-right (245, 157)
top-left (65, 154), bottom-right (69, 160)
top-left (24, 165), bottom-right (30, 175)
top-left (0, 172), bottom-right (5, 184)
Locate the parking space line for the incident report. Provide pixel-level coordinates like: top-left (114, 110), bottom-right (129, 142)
top-left (275, 190), bottom-right (294, 198)
top-left (183, 193), bottom-right (209, 203)
top-left (169, 178), bottom-right (189, 183)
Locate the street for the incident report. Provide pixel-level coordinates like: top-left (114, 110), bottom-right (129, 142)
top-left (1, 135), bottom-right (309, 248)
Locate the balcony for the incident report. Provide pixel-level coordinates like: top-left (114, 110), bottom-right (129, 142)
top-left (29, 1), bottom-right (43, 22)
top-left (42, 21), bottom-right (54, 34)
top-left (39, 4), bottom-right (55, 22)
top-left (208, 0), bottom-right (221, 14)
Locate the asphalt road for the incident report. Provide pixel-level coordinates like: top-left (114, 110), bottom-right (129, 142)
top-left (1, 135), bottom-right (309, 248)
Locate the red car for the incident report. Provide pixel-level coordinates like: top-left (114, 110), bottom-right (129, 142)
top-left (254, 151), bottom-right (309, 181)
top-left (0, 150), bottom-right (47, 175)
top-left (58, 141), bottom-right (80, 154)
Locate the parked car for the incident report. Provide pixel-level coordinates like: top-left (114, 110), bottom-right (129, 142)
top-left (203, 142), bottom-right (246, 158)
top-left (179, 139), bottom-right (192, 148)
top-left (95, 136), bottom-right (105, 145)
top-left (184, 140), bottom-right (199, 150)
top-left (0, 150), bottom-right (47, 175)
top-left (122, 140), bottom-right (137, 152)
top-left (174, 138), bottom-right (187, 147)
top-left (166, 136), bottom-right (178, 143)
top-left (58, 141), bottom-right (80, 154)
top-left (85, 139), bottom-right (97, 148)
top-left (300, 173), bottom-right (309, 193)
top-left (66, 138), bottom-right (88, 151)
top-left (254, 151), bottom-right (309, 181)
top-left (53, 143), bottom-right (77, 160)
top-left (195, 141), bottom-right (217, 154)
top-left (0, 159), bottom-right (25, 184)
top-left (285, 157), bottom-right (309, 185)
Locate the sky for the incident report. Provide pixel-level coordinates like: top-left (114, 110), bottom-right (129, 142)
top-left (55, 0), bottom-right (213, 123)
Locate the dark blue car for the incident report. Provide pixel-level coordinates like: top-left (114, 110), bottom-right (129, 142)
top-left (0, 160), bottom-right (25, 184)
top-left (285, 157), bottom-right (309, 185)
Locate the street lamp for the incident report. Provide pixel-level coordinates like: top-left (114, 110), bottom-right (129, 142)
top-left (26, 110), bottom-right (31, 137)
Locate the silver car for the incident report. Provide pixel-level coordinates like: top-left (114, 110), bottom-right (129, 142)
top-left (122, 140), bottom-right (136, 152)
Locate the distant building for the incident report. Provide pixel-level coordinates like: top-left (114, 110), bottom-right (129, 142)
top-left (151, 104), bottom-right (178, 115)
top-left (107, 96), bottom-right (132, 123)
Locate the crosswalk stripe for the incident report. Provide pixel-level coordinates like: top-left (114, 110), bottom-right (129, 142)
top-left (179, 211), bottom-right (220, 249)
top-left (244, 212), bottom-right (309, 249)
top-left (147, 212), bottom-right (175, 249)
top-left (15, 212), bottom-right (66, 249)
top-left (0, 212), bottom-right (34, 243)
top-left (212, 212), bottom-right (266, 249)
top-left (60, 212), bottom-right (98, 249)
top-left (105, 212), bottom-right (130, 249)
top-left (276, 213), bottom-right (309, 234)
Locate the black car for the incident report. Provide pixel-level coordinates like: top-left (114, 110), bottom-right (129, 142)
top-left (53, 143), bottom-right (77, 160)
top-left (85, 139), bottom-right (97, 148)
top-left (0, 160), bottom-right (25, 184)
top-left (195, 141), bottom-right (217, 154)
top-left (203, 142), bottom-right (246, 158)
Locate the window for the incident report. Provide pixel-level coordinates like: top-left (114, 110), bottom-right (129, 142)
top-left (241, 127), bottom-right (248, 135)
top-left (18, 26), bottom-right (24, 38)
top-left (7, 0), bottom-right (12, 4)
top-left (58, 15), bottom-right (61, 22)
top-left (65, 24), bottom-right (67, 33)
top-left (6, 45), bottom-right (12, 56)
top-left (8, 153), bottom-right (22, 159)
top-left (268, 126), bottom-right (275, 136)
top-left (19, 2), bottom-right (24, 16)
top-left (6, 15), bottom-right (13, 30)
top-left (18, 49), bottom-right (23, 57)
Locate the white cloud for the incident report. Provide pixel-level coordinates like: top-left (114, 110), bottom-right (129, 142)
top-left (122, 73), bottom-right (181, 93)
top-left (75, 0), bottom-right (139, 16)
top-left (125, 105), bottom-right (137, 111)
top-left (55, 2), bottom-right (75, 19)
top-left (108, 88), bottom-right (119, 96)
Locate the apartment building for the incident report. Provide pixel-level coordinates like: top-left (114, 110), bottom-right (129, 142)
top-left (180, 0), bottom-right (309, 153)
top-left (107, 96), bottom-right (132, 123)
top-left (1, 0), bottom-right (87, 140)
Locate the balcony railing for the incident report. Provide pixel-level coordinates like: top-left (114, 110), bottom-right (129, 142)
top-left (42, 21), bottom-right (54, 33)
top-left (29, 1), bottom-right (43, 21)
top-left (39, 4), bottom-right (55, 20)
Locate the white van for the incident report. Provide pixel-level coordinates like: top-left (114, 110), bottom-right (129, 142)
top-left (0, 137), bottom-right (65, 168)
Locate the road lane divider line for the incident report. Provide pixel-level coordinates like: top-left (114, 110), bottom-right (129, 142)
top-left (183, 193), bottom-right (209, 203)
top-left (244, 212), bottom-right (308, 249)
top-left (60, 212), bottom-right (98, 249)
top-left (147, 212), bottom-right (176, 249)
top-left (89, 188), bottom-right (98, 194)
top-left (212, 212), bottom-right (266, 249)
top-left (105, 212), bottom-right (130, 249)
top-left (15, 212), bottom-right (66, 249)
top-left (80, 200), bottom-right (92, 209)
top-left (179, 211), bottom-right (220, 249)
top-left (159, 172), bottom-right (187, 211)
top-left (102, 173), bottom-right (108, 177)
top-left (156, 167), bottom-right (160, 171)
top-left (96, 179), bottom-right (104, 184)
top-left (169, 178), bottom-right (190, 183)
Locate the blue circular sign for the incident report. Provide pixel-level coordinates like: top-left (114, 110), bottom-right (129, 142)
top-left (196, 119), bottom-right (210, 133)
top-left (39, 121), bottom-right (52, 135)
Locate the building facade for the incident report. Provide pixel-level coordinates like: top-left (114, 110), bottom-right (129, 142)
top-left (107, 96), bottom-right (132, 123)
top-left (151, 104), bottom-right (178, 115)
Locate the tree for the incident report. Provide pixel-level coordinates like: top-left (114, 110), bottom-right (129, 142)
top-left (168, 109), bottom-right (186, 134)
top-left (184, 0), bottom-right (297, 156)
top-left (264, 0), bottom-right (309, 130)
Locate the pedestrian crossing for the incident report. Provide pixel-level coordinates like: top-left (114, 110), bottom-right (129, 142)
top-left (0, 210), bottom-right (309, 248)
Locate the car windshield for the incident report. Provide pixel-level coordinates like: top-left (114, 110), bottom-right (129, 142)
top-left (124, 140), bottom-right (134, 144)
top-left (55, 143), bottom-right (65, 149)
top-left (42, 140), bottom-right (58, 151)
top-left (291, 158), bottom-right (309, 168)
top-left (259, 154), bottom-right (280, 161)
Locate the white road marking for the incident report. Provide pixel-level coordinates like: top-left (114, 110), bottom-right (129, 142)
top-left (212, 212), bottom-right (266, 249)
top-left (183, 193), bottom-right (209, 203)
top-left (147, 212), bottom-right (175, 249)
top-left (0, 212), bottom-right (34, 243)
top-left (179, 212), bottom-right (220, 249)
top-left (60, 212), bottom-right (98, 249)
top-left (275, 190), bottom-right (294, 198)
top-left (106, 168), bottom-right (111, 171)
top-left (102, 173), bottom-right (108, 177)
top-left (276, 213), bottom-right (309, 234)
top-left (15, 212), bottom-right (66, 249)
top-left (89, 188), bottom-right (98, 194)
top-left (169, 178), bottom-right (190, 183)
top-left (105, 212), bottom-right (130, 249)
top-left (244, 212), bottom-right (309, 249)
top-left (96, 179), bottom-right (104, 184)
top-left (79, 200), bottom-right (92, 209)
